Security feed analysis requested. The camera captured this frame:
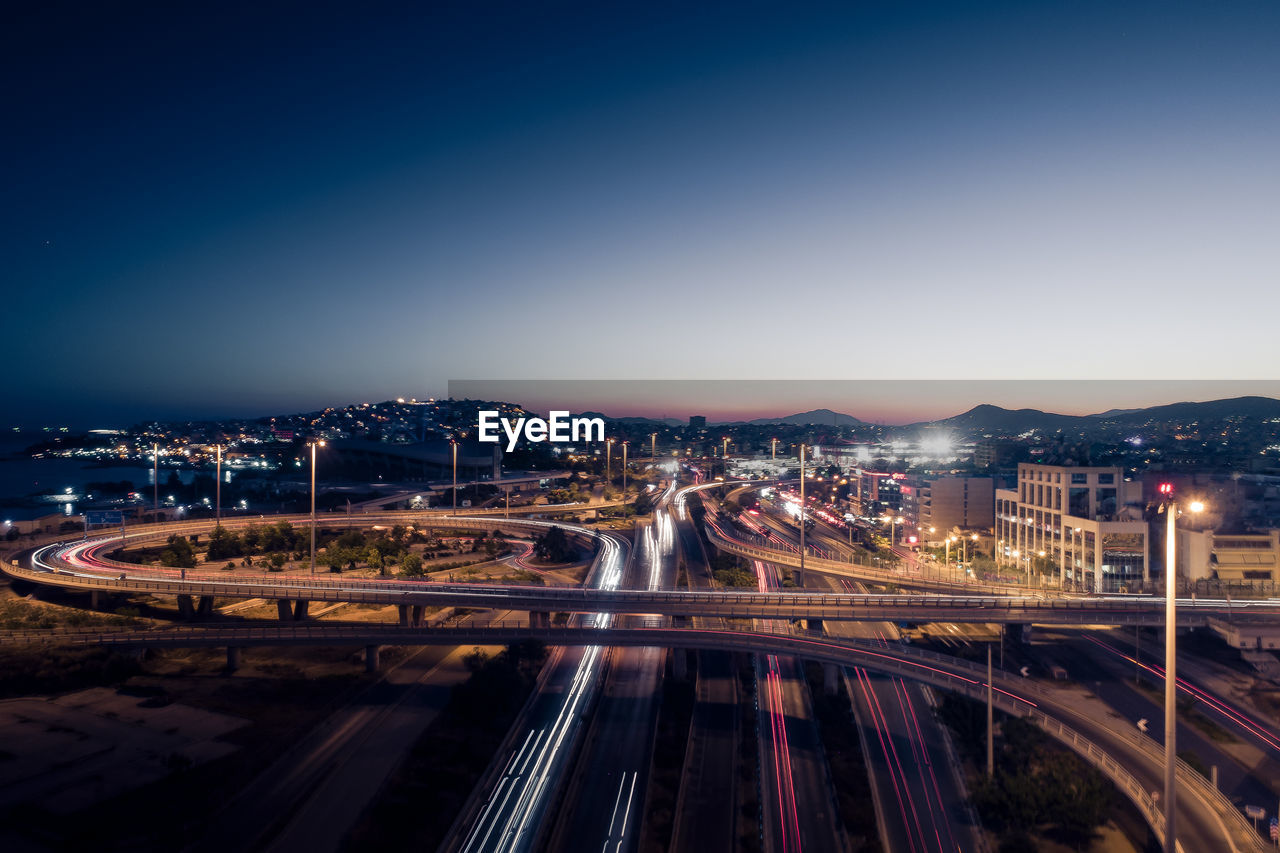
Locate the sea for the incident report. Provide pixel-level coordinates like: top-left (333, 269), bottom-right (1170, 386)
top-left (0, 435), bottom-right (201, 522)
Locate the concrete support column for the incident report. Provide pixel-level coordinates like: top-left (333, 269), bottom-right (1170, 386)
top-left (398, 604), bottom-right (410, 627)
top-left (197, 596), bottom-right (214, 617)
top-left (227, 647), bottom-right (242, 672)
top-left (276, 599), bottom-right (293, 621)
top-left (672, 648), bottom-right (688, 680)
top-left (530, 610), bottom-right (549, 629)
top-left (293, 600), bottom-right (309, 620)
top-left (177, 595), bottom-right (196, 620)
top-left (365, 645), bottom-right (380, 673)
top-left (90, 590), bottom-right (103, 610)
top-left (808, 618), bottom-right (824, 633)
top-left (410, 605), bottom-right (426, 628)
top-left (793, 568), bottom-right (805, 588)
top-left (823, 662), bottom-right (839, 696)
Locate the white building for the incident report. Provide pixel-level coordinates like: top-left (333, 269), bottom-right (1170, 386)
top-left (995, 463), bottom-right (1148, 592)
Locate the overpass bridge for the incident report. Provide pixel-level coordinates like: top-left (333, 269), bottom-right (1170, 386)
top-left (10, 517), bottom-right (1280, 627)
top-left (0, 620), bottom-right (1263, 853)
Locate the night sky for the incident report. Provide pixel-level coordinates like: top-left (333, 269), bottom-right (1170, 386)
top-left (8, 2), bottom-right (1280, 427)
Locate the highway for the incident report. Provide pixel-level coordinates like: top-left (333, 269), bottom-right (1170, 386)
top-left (447, 531), bottom-right (629, 853)
top-left (753, 553), bottom-right (847, 853)
top-left (670, 481), bottom-right (741, 853)
top-left (5, 490), bottom-right (1276, 851)
top-left (547, 490), bottom-right (677, 853)
top-left (752, 496), bottom-right (980, 853)
top-left (9, 618), bottom-right (1266, 851)
top-left (16, 532), bottom-right (1280, 626)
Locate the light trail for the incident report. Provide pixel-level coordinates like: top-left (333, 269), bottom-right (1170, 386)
top-left (457, 531), bottom-right (627, 853)
top-left (1086, 635), bottom-right (1280, 753)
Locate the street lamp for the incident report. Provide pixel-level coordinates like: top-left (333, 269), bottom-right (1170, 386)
top-left (1156, 483), bottom-right (1205, 853)
top-left (882, 515), bottom-right (903, 550)
top-left (798, 443), bottom-right (807, 580)
top-left (650, 432), bottom-right (657, 466)
top-left (153, 443), bottom-right (159, 517)
top-left (622, 441), bottom-right (629, 499)
top-left (451, 439), bottom-right (458, 516)
top-left (308, 440), bottom-right (326, 575)
top-left (771, 438), bottom-right (778, 460)
top-left (606, 438), bottom-right (614, 491)
top-left (215, 444), bottom-right (222, 524)
top-left (946, 535), bottom-right (957, 580)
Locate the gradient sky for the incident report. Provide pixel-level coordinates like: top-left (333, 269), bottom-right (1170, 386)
top-left (7, 1), bottom-right (1280, 427)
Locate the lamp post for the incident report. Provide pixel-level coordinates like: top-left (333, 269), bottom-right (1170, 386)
top-left (798, 444), bottom-right (807, 578)
top-left (606, 438), bottom-right (614, 492)
top-left (622, 441), bottom-right (629, 500)
top-left (650, 432), bottom-right (657, 466)
top-left (153, 443), bottom-right (159, 517)
top-left (451, 439), bottom-right (458, 516)
top-left (1156, 483), bottom-right (1205, 853)
top-left (309, 440), bottom-right (325, 575)
top-left (771, 438), bottom-right (778, 460)
top-left (215, 444), bottom-right (222, 524)
top-left (945, 535), bottom-right (956, 581)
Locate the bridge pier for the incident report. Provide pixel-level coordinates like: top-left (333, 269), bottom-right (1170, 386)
top-left (398, 604), bottom-right (410, 627)
top-left (365, 645), bottom-right (381, 672)
top-left (808, 618), bottom-right (824, 633)
top-left (197, 596), bottom-right (214, 618)
top-left (823, 662), bottom-right (839, 696)
top-left (410, 605), bottom-right (426, 628)
top-left (276, 599), bottom-right (293, 621)
top-left (293, 600), bottom-right (309, 620)
top-left (177, 595), bottom-right (196, 620)
top-left (226, 647), bottom-right (242, 672)
top-left (530, 610), bottom-right (550, 629)
top-left (793, 568), bottom-right (805, 588)
top-left (672, 648), bottom-right (689, 680)
top-left (90, 590), bottom-right (104, 610)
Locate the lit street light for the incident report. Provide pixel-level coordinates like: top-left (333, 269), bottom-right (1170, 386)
top-left (451, 439), bottom-right (458, 516)
top-left (1156, 483), bottom-right (1204, 853)
top-left (606, 438), bottom-right (614, 492)
top-left (308, 440), bottom-right (326, 575)
top-left (622, 441), bottom-right (629, 500)
top-left (215, 444), bottom-right (222, 524)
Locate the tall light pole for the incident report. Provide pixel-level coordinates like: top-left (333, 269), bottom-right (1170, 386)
top-left (309, 440), bottom-right (325, 575)
top-left (606, 438), bottom-right (614, 491)
top-left (153, 443), bottom-right (159, 517)
top-left (799, 443), bottom-right (807, 579)
top-left (1156, 482), bottom-right (1204, 853)
top-left (451, 439), bottom-right (458, 516)
top-left (771, 438), bottom-right (778, 461)
top-left (722, 437), bottom-right (730, 459)
top-left (215, 444), bottom-right (222, 524)
top-left (650, 432), bottom-right (657, 466)
top-left (622, 441), bottom-right (629, 499)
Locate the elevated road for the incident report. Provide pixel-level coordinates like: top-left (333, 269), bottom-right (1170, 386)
top-left (2, 620), bottom-right (1265, 852)
top-left (12, 548), bottom-right (1280, 626)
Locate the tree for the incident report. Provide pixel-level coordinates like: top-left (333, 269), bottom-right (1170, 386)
top-left (159, 534), bottom-right (197, 569)
top-left (368, 546), bottom-right (384, 575)
top-left (533, 526), bottom-right (576, 563)
top-left (206, 525), bottom-right (243, 560)
top-left (268, 552), bottom-right (287, 571)
top-left (401, 552), bottom-right (425, 577)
